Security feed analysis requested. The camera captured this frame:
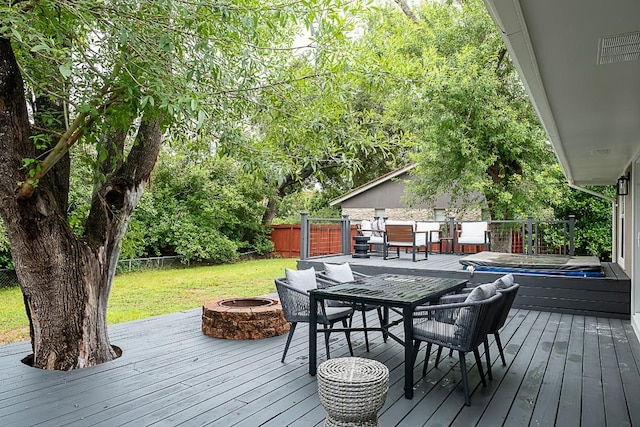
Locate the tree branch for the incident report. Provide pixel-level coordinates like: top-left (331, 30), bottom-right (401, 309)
top-left (394, 0), bottom-right (420, 25)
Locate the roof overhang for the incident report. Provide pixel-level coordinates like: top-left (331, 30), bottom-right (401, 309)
top-left (329, 164), bottom-right (416, 206)
top-left (482, 0), bottom-right (640, 186)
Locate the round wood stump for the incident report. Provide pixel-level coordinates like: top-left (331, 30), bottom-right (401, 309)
top-left (202, 297), bottom-right (290, 340)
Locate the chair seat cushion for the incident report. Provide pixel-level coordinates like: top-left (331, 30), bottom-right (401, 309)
top-left (324, 306), bottom-right (354, 321)
top-left (413, 319), bottom-right (459, 346)
top-left (457, 236), bottom-right (487, 244)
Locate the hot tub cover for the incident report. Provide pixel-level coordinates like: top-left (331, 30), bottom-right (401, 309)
top-left (460, 251), bottom-right (603, 276)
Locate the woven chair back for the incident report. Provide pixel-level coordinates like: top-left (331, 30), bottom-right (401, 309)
top-left (490, 283), bottom-right (520, 332)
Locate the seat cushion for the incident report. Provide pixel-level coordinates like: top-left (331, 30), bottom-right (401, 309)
top-left (323, 262), bottom-right (355, 283)
top-left (368, 235), bottom-right (385, 244)
top-left (413, 319), bottom-right (460, 345)
top-left (285, 267), bottom-right (317, 292)
top-left (324, 306), bottom-right (354, 321)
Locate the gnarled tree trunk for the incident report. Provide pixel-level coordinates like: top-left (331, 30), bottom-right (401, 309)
top-left (0, 38), bottom-right (162, 369)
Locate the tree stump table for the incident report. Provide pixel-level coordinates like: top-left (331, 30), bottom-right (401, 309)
top-left (317, 357), bottom-right (389, 427)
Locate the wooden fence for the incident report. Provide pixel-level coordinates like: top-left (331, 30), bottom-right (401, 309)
top-left (271, 224), bottom-right (357, 258)
top-left (271, 224), bottom-right (561, 259)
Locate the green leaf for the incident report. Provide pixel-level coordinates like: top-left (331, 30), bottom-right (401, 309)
top-left (59, 62), bottom-right (72, 79)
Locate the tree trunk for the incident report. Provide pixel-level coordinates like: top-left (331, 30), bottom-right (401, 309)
top-left (0, 38), bottom-right (162, 369)
top-left (261, 198), bottom-right (279, 227)
top-left (488, 222), bottom-right (513, 253)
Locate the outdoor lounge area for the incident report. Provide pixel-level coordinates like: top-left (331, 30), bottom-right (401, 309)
top-left (2, 300), bottom-right (640, 426)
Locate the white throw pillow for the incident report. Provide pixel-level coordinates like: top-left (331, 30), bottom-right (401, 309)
top-left (499, 273), bottom-right (514, 289)
top-left (285, 267), bottom-right (317, 292)
top-left (323, 263), bottom-right (355, 283)
top-left (360, 220), bottom-right (373, 237)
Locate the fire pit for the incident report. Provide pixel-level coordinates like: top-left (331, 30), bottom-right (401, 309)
top-left (202, 297), bottom-right (290, 340)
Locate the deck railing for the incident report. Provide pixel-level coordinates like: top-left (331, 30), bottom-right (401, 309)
top-left (298, 214), bottom-right (575, 261)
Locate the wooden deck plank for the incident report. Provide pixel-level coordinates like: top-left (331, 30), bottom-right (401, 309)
top-left (528, 313), bottom-right (572, 426)
top-left (502, 312), bottom-right (562, 426)
top-left (443, 309), bottom-right (540, 427)
top-left (555, 314), bottom-right (584, 427)
top-left (597, 317), bottom-right (631, 426)
top-left (581, 316), bottom-right (606, 427)
top-left (474, 311), bottom-right (551, 427)
top-left (610, 318), bottom-right (640, 425)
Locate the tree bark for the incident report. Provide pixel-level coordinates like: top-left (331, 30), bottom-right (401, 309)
top-left (394, 0), bottom-right (420, 25)
top-left (0, 38), bottom-right (162, 369)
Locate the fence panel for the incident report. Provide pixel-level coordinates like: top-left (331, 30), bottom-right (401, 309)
top-left (271, 224), bottom-right (354, 258)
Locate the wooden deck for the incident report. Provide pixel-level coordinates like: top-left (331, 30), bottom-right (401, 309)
top-left (299, 253), bottom-right (631, 318)
top-left (2, 304), bottom-right (640, 426)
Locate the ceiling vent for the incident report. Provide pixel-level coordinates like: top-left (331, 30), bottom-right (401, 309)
top-left (592, 149), bottom-right (611, 155)
top-left (598, 31), bottom-right (640, 64)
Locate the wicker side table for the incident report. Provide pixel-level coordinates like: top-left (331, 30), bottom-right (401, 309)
top-left (317, 357), bottom-right (389, 427)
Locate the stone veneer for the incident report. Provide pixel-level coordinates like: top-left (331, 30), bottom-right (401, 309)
top-left (343, 207), bottom-right (482, 222)
top-left (202, 297), bottom-right (290, 340)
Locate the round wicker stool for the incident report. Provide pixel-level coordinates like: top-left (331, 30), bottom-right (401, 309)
top-left (317, 357), bottom-right (389, 427)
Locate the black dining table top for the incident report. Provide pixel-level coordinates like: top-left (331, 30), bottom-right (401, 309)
top-left (311, 273), bottom-right (467, 307)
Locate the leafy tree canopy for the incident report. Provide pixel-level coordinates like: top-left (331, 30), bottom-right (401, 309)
top-left (351, 0), bottom-right (564, 220)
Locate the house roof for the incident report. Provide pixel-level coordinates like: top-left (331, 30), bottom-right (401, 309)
top-left (329, 164), bottom-right (416, 206)
top-left (482, 0), bottom-right (640, 186)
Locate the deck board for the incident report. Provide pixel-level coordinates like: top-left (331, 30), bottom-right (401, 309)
top-left (2, 302), bottom-right (640, 426)
top-left (529, 312), bottom-right (572, 425)
top-left (581, 316), bottom-right (606, 427)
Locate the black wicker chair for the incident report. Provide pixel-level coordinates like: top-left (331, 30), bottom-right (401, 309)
top-left (318, 269), bottom-right (385, 352)
top-left (275, 278), bottom-right (354, 363)
top-left (437, 276), bottom-right (520, 379)
top-left (412, 291), bottom-right (503, 405)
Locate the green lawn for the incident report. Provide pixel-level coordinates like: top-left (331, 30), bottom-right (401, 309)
top-left (0, 258), bottom-right (296, 345)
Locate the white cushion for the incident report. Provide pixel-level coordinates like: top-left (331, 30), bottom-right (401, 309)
top-left (285, 267), bottom-right (317, 292)
top-left (458, 222), bottom-right (488, 243)
top-left (360, 220), bottom-right (373, 237)
top-left (323, 263), bottom-right (354, 283)
top-left (416, 222), bottom-right (441, 243)
top-left (368, 236), bottom-right (384, 244)
top-left (371, 218), bottom-right (385, 236)
top-left (499, 273), bottom-right (514, 289)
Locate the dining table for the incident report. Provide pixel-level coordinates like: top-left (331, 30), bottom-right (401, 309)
top-left (309, 273), bottom-right (468, 399)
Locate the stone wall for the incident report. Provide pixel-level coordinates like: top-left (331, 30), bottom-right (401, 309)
top-left (343, 207), bottom-right (482, 222)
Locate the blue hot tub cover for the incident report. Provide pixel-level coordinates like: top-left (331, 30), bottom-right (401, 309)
top-left (459, 251), bottom-right (604, 277)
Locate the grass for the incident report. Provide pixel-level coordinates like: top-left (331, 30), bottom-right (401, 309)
top-left (0, 257), bottom-right (297, 345)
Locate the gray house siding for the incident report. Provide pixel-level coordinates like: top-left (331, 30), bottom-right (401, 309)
top-left (334, 171), bottom-right (479, 221)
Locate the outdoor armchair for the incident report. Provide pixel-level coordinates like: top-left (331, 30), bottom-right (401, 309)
top-left (412, 287), bottom-right (503, 405)
top-left (275, 276), bottom-right (354, 363)
top-left (383, 221), bottom-right (429, 262)
top-left (358, 219), bottom-right (385, 245)
top-left (415, 221), bottom-right (443, 253)
top-left (456, 221), bottom-right (491, 253)
top-left (436, 274), bottom-right (519, 380)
